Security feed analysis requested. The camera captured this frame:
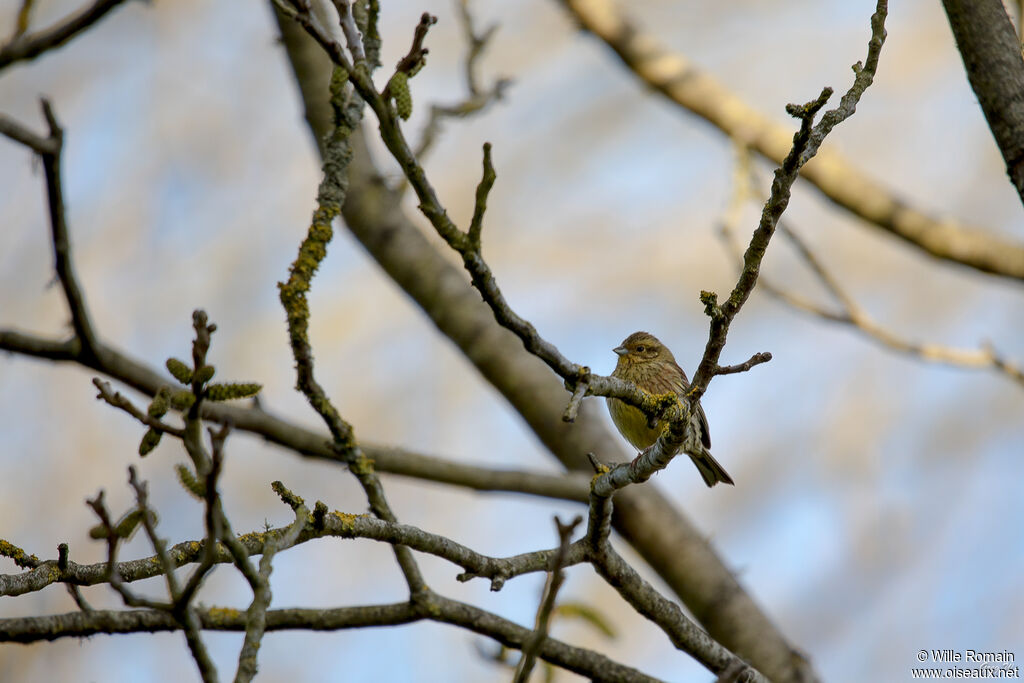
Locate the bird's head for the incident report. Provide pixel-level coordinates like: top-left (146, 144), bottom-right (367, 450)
top-left (613, 331), bottom-right (675, 367)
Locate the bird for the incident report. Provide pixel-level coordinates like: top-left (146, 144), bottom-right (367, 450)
top-left (606, 331), bottom-right (734, 487)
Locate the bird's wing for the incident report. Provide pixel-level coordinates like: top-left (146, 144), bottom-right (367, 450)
top-left (695, 401), bottom-right (711, 450)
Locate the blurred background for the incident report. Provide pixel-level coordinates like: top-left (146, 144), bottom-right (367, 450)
top-left (1, 0), bottom-right (1022, 681)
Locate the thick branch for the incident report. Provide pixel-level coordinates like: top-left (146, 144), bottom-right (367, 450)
top-left (941, 0), bottom-right (1024, 206)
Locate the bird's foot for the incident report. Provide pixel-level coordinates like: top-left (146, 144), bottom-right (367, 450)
top-left (631, 446), bottom-right (653, 467)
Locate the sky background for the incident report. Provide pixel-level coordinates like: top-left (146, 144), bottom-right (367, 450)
top-left (1, 0), bottom-right (1023, 681)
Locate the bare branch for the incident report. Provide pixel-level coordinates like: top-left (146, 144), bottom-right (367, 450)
top-left (0, 112), bottom-right (58, 153)
top-left (688, 1), bottom-right (889, 401)
top-left (332, 0), bottom-right (365, 63)
top-left (468, 141), bottom-right (496, 249)
top-left (234, 489), bottom-right (308, 683)
top-left (0, 596), bottom-right (664, 682)
top-left (0, 0), bottom-right (132, 70)
top-left (591, 542), bottom-right (765, 683)
top-left (58, 544), bottom-right (93, 613)
top-left (12, 0), bottom-right (37, 39)
top-left (276, 58), bottom-right (427, 596)
top-left (513, 515), bottom-right (582, 683)
top-left (555, 0), bottom-right (1024, 282)
top-left (720, 147), bottom-right (1024, 389)
top-left (85, 491), bottom-right (170, 612)
top-left (941, 0), bottom-right (1024, 205)
top-left (582, 487), bottom-right (766, 681)
top-left (561, 369), bottom-right (590, 423)
top-left (395, 12), bottom-right (436, 74)
top-left (92, 378), bottom-right (185, 439)
top-left (6, 101), bottom-right (101, 357)
top-left (3, 506), bottom-right (591, 599)
top-left (412, 0), bottom-right (511, 160)
top-left (715, 352), bottom-right (773, 376)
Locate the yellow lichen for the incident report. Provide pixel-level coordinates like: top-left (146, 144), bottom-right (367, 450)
top-left (207, 606), bottom-right (242, 623)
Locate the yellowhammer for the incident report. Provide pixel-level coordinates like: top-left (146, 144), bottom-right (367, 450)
top-left (607, 331), bottom-right (734, 487)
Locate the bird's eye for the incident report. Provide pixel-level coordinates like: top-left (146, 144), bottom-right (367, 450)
top-left (636, 345), bottom-right (646, 353)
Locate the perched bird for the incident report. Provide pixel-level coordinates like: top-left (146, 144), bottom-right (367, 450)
top-left (607, 331), bottom-right (734, 487)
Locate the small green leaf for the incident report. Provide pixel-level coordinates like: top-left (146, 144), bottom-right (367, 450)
top-left (552, 602), bottom-right (617, 639)
top-left (147, 387), bottom-right (171, 418)
top-left (166, 358), bottom-right (193, 384)
top-left (206, 382), bottom-right (262, 401)
top-left (169, 390), bottom-right (196, 411)
top-left (89, 508), bottom-right (156, 541)
top-left (175, 463), bottom-right (205, 499)
top-left (194, 365), bottom-right (216, 384)
top-left (138, 428), bottom-right (162, 456)
top-left (390, 72), bottom-right (412, 120)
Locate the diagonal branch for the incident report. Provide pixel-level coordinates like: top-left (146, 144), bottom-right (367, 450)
top-left (719, 146), bottom-right (1024, 389)
top-left (0, 0), bottom-right (132, 70)
top-left (582, 467), bottom-right (767, 682)
top-left (688, 1), bottom-right (889, 401)
top-left (234, 488), bottom-right (308, 683)
top-left (411, 0), bottom-right (511, 161)
top-left (513, 515), bottom-right (582, 683)
top-left (555, 0), bottom-right (1024, 282)
top-left (941, 0), bottom-right (1024, 206)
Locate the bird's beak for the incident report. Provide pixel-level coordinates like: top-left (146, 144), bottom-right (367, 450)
top-left (613, 345), bottom-right (627, 357)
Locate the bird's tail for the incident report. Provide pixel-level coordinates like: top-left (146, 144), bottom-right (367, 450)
top-left (690, 448), bottom-right (735, 487)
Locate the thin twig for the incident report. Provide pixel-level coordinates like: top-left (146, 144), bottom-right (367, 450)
top-left (715, 352), bottom-right (773, 376)
top-left (719, 147), bottom-right (1024, 389)
top-left (127, 467), bottom-right (180, 599)
top-left (513, 515), bottom-right (582, 683)
top-left (332, 0), bottom-right (365, 63)
top-left (1, 105), bottom-right (100, 359)
top-left (38, 101), bottom-right (100, 357)
top-left (234, 488), bottom-right (308, 683)
top-left (411, 0), bottom-right (510, 160)
top-left (583, 487), bottom-right (764, 681)
top-left (92, 378), bottom-right (185, 438)
top-left (57, 544), bottom-right (93, 613)
top-left (13, 0), bottom-right (37, 39)
top-left (85, 491), bottom-right (170, 612)
top-left (689, 1), bottom-right (889, 400)
top-left (0, 0), bottom-right (131, 70)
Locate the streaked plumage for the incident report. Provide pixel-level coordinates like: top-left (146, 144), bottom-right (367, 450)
top-left (607, 331), bottom-right (734, 487)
